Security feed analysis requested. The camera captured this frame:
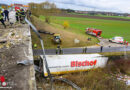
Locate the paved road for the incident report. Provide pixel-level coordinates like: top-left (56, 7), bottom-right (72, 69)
top-left (33, 46), bottom-right (130, 56)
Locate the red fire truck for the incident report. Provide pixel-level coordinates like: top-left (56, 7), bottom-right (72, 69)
top-left (86, 28), bottom-right (102, 37)
top-left (14, 4), bottom-right (23, 11)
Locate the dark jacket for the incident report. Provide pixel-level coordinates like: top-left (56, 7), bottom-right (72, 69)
top-left (4, 10), bottom-right (9, 16)
top-left (20, 9), bottom-right (25, 16)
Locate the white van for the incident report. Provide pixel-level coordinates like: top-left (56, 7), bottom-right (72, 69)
top-left (109, 36), bottom-right (124, 44)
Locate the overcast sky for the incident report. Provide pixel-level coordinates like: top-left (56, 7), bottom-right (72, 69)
top-left (0, 0), bottom-right (130, 13)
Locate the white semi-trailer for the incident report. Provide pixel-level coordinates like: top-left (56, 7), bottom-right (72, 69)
top-left (41, 54), bottom-right (108, 76)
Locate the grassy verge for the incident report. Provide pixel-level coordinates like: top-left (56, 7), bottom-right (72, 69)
top-left (39, 15), bottom-right (130, 42)
top-left (54, 59), bottom-right (130, 89)
top-left (61, 69), bottom-right (128, 90)
top-left (95, 14), bottom-right (130, 19)
top-left (37, 63), bottom-right (130, 90)
top-left (100, 51), bottom-right (130, 56)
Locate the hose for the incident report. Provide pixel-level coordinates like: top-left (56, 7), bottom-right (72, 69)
top-left (53, 78), bottom-right (81, 90)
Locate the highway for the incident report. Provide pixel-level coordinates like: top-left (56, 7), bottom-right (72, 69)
top-left (33, 46), bottom-right (130, 56)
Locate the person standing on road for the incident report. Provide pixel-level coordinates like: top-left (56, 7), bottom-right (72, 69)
top-left (126, 42), bottom-right (128, 48)
top-left (56, 45), bottom-right (60, 54)
top-left (83, 47), bottom-right (87, 53)
top-left (4, 9), bottom-right (9, 21)
top-left (59, 47), bottom-right (63, 54)
top-left (56, 45), bottom-right (63, 54)
top-left (100, 46), bottom-right (103, 52)
top-left (0, 8), bottom-right (6, 28)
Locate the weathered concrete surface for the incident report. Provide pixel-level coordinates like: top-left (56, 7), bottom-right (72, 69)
top-left (0, 11), bottom-right (37, 90)
top-left (0, 24), bottom-right (37, 90)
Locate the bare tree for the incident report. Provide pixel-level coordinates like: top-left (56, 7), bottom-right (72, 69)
top-left (29, 1), bottom-right (60, 24)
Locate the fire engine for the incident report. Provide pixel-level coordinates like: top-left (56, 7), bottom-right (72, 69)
top-left (14, 4), bottom-right (23, 11)
top-left (86, 28), bottom-right (102, 37)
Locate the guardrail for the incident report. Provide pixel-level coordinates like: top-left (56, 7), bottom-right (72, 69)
top-left (33, 46), bottom-right (130, 56)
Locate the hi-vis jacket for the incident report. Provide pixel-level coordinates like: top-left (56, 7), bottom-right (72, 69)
top-left (0, 11), bottom-right (4, 19)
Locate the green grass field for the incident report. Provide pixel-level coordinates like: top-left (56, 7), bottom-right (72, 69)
top-left (95, 14), bottom-right (130, 19)
top-left (31, 16), bottom-right (99, 49)
top-left (40, 16), bottom-right (130, 42)
top-left (69, 12), bottom-right (130, 19)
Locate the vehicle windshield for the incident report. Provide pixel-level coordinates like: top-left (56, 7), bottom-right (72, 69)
top-left (55, 36), bottom-right (60, 39)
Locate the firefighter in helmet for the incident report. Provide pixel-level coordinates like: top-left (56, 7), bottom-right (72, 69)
top-left (16, 10), bottom-right (20, 22)
top-left (20, 8), bottom-right (26, 24)
top-left (0, 8), bottom-right (6, 28)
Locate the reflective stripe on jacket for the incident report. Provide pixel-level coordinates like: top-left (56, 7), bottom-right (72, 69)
top-left (0, 11), bottom-right (3, 19)
top-left (20, 11), bottom-right (25, 17)
top-left (16, 12), bottom-right (19, 16)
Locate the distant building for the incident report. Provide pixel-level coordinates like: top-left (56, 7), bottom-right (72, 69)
top-left (127, 15), bottom-right (130, 17)
top-left (75, 10), bottom-right (88, 14)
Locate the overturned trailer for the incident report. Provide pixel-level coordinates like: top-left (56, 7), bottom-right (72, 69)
top-left (40, 54), bottom-right (108, 76)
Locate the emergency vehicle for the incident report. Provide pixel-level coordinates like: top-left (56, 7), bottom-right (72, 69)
top-left (109, 36), bottom-right (124, 44)
top-left (14, 4), bottom-right (23, 11)
top-left (86, 28), bottom-right (102, 37)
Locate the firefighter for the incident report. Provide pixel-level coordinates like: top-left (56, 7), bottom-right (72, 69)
top-left (59, 47), bottom-right (63, 54)
top-left (20, 9), bottom-right (26, 24)
top-left (83, 47), bottom-right (87, 53)
top-left (4, 9), bottom-right (9, 21)
top-left (88, 37), bottom-right (91, 41)
top-left (124, 40), bottom-right (126, 45)
top-left (28, 10), bottom-right (31, 17)
top-left (56, 45), bottom-right (60, 54)
top-left (56, 48), bottom-right (58, 54)
top-left (15, 10), bottom-right (20, 22)
top-left (26, 10), bottom-right (31, 19)
top-left (100, 46), bottom-right (103, 52)
top-left (126, 42), bottom-right (128, 48)
top-left (56, 45), bottom-right (63, 54)
top-left (0, 8), bottom-right (6, 28)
